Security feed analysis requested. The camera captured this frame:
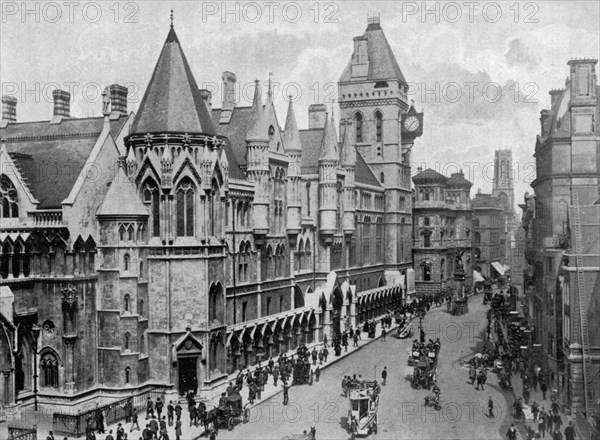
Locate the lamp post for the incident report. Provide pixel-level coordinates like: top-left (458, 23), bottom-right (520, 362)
top-left (417, 310), bottom-right (425, 343)
top-left (31, 323), bottom-right (41, 411)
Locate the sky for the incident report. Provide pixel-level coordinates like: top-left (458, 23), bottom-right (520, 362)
top-left (1, 1), bottom-right (599, 209)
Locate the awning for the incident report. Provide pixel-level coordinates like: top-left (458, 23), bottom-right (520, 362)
top-left (491, 261), bottom-right (507, 276)
top-left (473, 271), bottom-right (485, 283)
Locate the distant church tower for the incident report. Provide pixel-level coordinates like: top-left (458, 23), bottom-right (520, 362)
top-left (492, 149), bottom-right (516, 222)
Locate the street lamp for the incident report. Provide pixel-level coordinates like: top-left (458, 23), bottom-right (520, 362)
top-left (31, 323), bottom-right (41, 411)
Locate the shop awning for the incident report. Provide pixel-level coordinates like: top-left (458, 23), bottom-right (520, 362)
top-left (473, 270), bottom-right (485, 283)
top-left (491, 261), bottom-right (507, 276)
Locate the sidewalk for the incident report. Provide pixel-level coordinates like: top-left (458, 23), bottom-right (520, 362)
top-left (28, 319), bottom-right (398, 440)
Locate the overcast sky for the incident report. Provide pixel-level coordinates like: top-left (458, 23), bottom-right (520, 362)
top-left (2, 1), bottom-right (599, 207)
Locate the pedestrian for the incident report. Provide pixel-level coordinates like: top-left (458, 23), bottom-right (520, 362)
top-left (105, 430), bottom-right (114, 440)
top-left (116, 424), bottom-right (125, 440)
top-left (488, 397), bottom-right (494, 418)
top-left (318, 350), bottom-right (324, 365)
top-left (155, 398), bottom-right (163, 421)
top-left (323, 334), bottom-right (329, 348)
top-left (142, 425), bottom-right (152, 440)
top-left (323, 347), bottom-right (329, 363)
top-left (476, 370), bottom-right (485, 391)
top-left (552, 428), bottom-right (563, 440)
top-left (159, 417), bottom-right (166, 434)
top-left (283, 382), bottom-right (289, 406)
top-left (189, 403), bottom-right (196, 427)
top-left (209, 428), bottom-right (217, 440)
top-left (273, 367), bottom-right (279, 386)
top-left (166, 401), bottom-right (173, 427)
top-left (564, 421), bottom-right (576, 440)
top-left (524, 386), bottom-right (531, 405)
top-left (381, 366), bottom-right (387, 386)
top-left (96, 410), bottom-right (105, 434)
top-left (353, 333), bottom-right (359, 347)
top-left (125, 400), bottom-right (133, 423)
top-left (158, 426), bottom-right (169, 440)
top-left (315, 366), bottom-right (321, 382)
top-left (507, 423), bottom-right (518, 440)
top-left (149, 417), bottom-right (159, 439)
top-left (469, 364), bottom-right (477, 385)
top-left (174, 403), bottom-right (182, 421)
top-left (130, 408), bottom-right (140, 432)
top-left (312, 348), bottom-right (317, 365)
top-left (539, 411), bottom-right (547, 438)
top-left (541, 381), bottom-right (548, 400)
top-left (47, 432), bottom-right (55, 440)
top-left (382, 327), bottom-right (387, 341)
top-left (531, 401), bottom-right (539, 422)
top-left (174, 420), bottom-right (182, 440)
top-left (146, 398), bottom-right (154, 420)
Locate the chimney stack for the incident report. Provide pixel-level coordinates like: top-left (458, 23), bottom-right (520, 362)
top-left (1, 95), bottom-right (17, 123)
top-left (51, 89), bottom-right (70, 123)
top-left (199, 89), bottom-right (212, 114)
top-left (222, 71), bottom-right (236, 110)
top-left (109, 84), bottom-right (128, 118)
top-left (417, 166), bottom-right (423, 174)
top-left (308, 103), bottom-right (327, 129)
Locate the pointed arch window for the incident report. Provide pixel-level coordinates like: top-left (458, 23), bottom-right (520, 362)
top-left (40, 352), bottom-right (59, 388)
top-left (124, 293), bottom-right (130, 312)
top-left (354, 113), bottom-right (363, 143)
top-left (176, 178), bottom-right (195, 237)
top-left (124, 332), bottom-right (131, 351)
top-left (124, 254), bottom-right (130, 272)
top-left (0, 175), bottom-right (19, 218)
top-left (210, 179), bottom-right (219, 237)
top-left (143, 180), bottom-right (160, 237)
top-left (375, 111), bottom-right (383, 142)
top-left (125, 367), bottom-right (131, 384)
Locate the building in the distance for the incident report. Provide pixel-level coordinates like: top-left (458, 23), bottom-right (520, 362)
top-left (412, 168), bottom-right (473, 296)
top-left (0, 16), bottom-right (423, 414)
top-left (472, 191), bottom-right (505, 279)
top-left (492, 149), bottom-right (517, 269)
top-left (524, 58), bottom-right (600, 428)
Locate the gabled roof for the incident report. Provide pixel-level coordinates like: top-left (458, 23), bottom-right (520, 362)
top-left (413, 168), bottom-right (447, 184)
top-left (0, 116), bottom-right (128, 208)
top-left (130, 27), bottom-right (215, 136)
top-left (211, 106), bottom-right (252, 179)
top-left (97, 165), bottom-right (148, 217)
top-left (355, 151), bottom-right (381, 187)
top-left (339, 21), bottom-right (407, 85)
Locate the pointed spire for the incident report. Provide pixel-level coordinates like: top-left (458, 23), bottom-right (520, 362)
top-left (126, 145), bottom-right (136, 163)
top-left (97, 164), bottom-right (148, 217)
top-left (267, 72), bottom-right (274, 103)
top-left (283, 96), bottom-right (302, 153)
top-left (246, 80), bottom-right (267, 142)
top-left (162, 144), bottom-right (173, 163)
top-left (341, 119), bottom-right (356, 167)
top-left (170, 8), bottom-right (174, 28)
top-left (319, 112), bottom-right (338, 162)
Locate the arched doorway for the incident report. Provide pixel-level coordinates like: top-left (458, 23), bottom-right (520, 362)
top-left (174, 333), bottom-right (202, 396)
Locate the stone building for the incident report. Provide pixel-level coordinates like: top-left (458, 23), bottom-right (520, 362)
top-left (412, 168), bottom-right (473, 296)
top-left (492, 148), bottom-right (517, 267)
top-left (524, 58), bottom-right (600, 422)
top-left (0, 17), bottom-right (422, 411)
top-left (472, 191), bottom-right (505, 278)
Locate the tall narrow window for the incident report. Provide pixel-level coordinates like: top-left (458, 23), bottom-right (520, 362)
top-left (0, 175), bottom-right (19, 218)
top-left (40, 352), bottom-right (59, 388)
top-left (124, 332), bottom-right (131, 350)
top-left (242, 301), bottom-right (247, 322)
top-left (124, 294), bottom-right (130, 312)
top-left (124, 254), bottom-right (130, 272)
top-left (375, 111), bottom-right (383, 142)
top-left (423, 233), bottom-right (431, 248)
top-left (354, 113), bottom-right (363, 143)
top-left (266, 297), bottom-right (271, 315)
top-left (422, 264), bottom-right (431, 281)
top-left (125, 367), bottom-right (131, 384)
top-left (306, 183), bottom-right (311, 216)
top-left (176, 178), bottom-right (195, 237)
top-left (143, 180), bottom-right (160, 237)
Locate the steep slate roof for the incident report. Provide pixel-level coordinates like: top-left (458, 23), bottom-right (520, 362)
top-left (447, 171), bottom-right (472, 188)
top-left (339, 21), bottom-right (408, 85)
top-left (283, 100), bottom-right (302, 153)
top-left (211, 106), bottom-right (252, 179)
top-left (319, 114), bottom-right (338, 161)
top-left (413, 168), bottom-right (448, 184)
top-left (298, 127), bottom-right (379, 187)
top-left (130, 27), bottom-right (215, 136)
top-left (97, 165), bottom-right (148, 217)
top-left (1, 116), bottom-right (128, 208)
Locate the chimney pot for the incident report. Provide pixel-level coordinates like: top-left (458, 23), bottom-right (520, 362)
top-left (52, 89), bottom-right (71, 120)
top-left (308, 103), bottom-right (327, 129)
top-left (199, 89), bottom-right (212, 114)
top-left (2, 95), bottom-right (17, 123)
top-left (109, 84), bottom-right (128, 118)
top-left (222, 71), bottom-right (237, 111)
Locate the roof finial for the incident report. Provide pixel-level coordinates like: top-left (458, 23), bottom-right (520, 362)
top-left (170, 8), bottom-right (174, 28)
top-left (267, 72), bottom-right (274, 102)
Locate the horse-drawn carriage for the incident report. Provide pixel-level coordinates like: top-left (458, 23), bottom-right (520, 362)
top-left (347, 381), bottom-right (380, 438)
top-left (207, 394), bottom-right (250, 431)
top-left (409, 348), bottom-right (438, 390)
top-left (292, 361), bottom-right (312, 385)
top-left (396, 319), bottom-right (413, 339)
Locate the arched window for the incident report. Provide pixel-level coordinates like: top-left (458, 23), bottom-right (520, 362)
top-left (119, 225), bottom-right (125, 241)
top-left (176, 178), bottom-right (195, 237)
top-left (139, 299), bottom-right (145, 317)
top-left (210, 179), bottom-right (219, 236)
top-left (380, 172), bottom-right (385, 183)
top-left (124, 253), bottom-right (130, 271)
top-left (139, 260), bottom-right (144, 277)
top-left (474, 232), bottom-right (481, 244)
top-left (269, 125), bottom-right (275, 139)
top-left (473, 218), bottom-right (480, 228)
top-left (424, 217), bottom-right (430, 226)
top-left (354, 113), bottom-right (363, 143)
top-left (143, 180), bottom-right (160, 237)
top-left (127, 225), bottom-right (134, 241)
top-left (124, 294), bottom-right (130, 312)
top-left (422, 263), bottom-right (431, 282)
top-left (423, 233), bottom-right (431, 248)
top-left (125, 367), bottom-right (131, 384)
top-left (375, 111), bottom-right (383, 142)
top-left (0, 175), bottom-right (19, 218)
top-left (40, 351), bottom-right (59, 388)
top-left (124, 332), bottom-right (131, 351)
top-left (209, 283), bottom-right (224, 324)
top-left (305, 183), bottom-right (311, 216)
top-left (140, 334), bottom-right (145, 354)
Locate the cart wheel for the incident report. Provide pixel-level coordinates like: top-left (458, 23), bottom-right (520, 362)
top-left (227, 417), bottom-right (234, 431)
top-left (243, 408), bottom-right (250, 423)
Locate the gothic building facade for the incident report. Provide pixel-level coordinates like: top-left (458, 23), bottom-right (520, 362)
top-left (0, 17), bottom-right (422, 410)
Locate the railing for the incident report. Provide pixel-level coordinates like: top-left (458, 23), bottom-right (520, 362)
top-left (29, 210), bottom-right (64, 227)
top-left (8, 426), bottom-right (37, 440)
top-left (52, 387), bottom-right (165, 437)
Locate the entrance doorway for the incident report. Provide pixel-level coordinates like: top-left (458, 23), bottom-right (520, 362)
top-left (178, 357), bottom-right (197, 396)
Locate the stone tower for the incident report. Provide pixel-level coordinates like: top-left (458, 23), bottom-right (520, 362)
top-left (338, 16), bottom-right (421, 284)
top-left (492, 149), bottom-right (515, 218)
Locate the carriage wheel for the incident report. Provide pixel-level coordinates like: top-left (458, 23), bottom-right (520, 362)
top-left (228, 416), bottom-right (234, 431)
top-left (243, 408), bottom-right (250, 423)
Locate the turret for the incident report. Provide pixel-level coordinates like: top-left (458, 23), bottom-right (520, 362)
top-left (341, 119), bottom-right (357, 235)
top-left (318, 112), bottom-right (338, 239)
top-left (246, 80), bottom-right (270, 236)
top-left (284, 98), bottom-right (302, 236)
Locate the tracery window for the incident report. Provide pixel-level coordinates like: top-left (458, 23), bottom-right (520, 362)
top-left (40, 352), bottom-right (59, 388)
top-left (143, 180), bottom-right (160, 237)
top-left (176, 178), bottom-right (195, 237)
top-left (0, 175), bottom-right (19, 218)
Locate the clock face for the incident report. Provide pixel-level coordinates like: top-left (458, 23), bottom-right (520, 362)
top-left (404, 116), bottom-right (420, 132)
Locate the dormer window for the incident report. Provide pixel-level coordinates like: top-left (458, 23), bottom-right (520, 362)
top-left (268, 125), bottom-right (275, 139)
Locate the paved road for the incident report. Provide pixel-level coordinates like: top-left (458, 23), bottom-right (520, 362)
top-left (216, 295), bottom-right (516, 440)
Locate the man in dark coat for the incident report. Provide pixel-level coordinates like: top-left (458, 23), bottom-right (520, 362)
top-left (167, 401), bottom-right (174, 427)
top-left (155, 398), bottom-right (164, 421)
top-left (564, 421), bottom-right (576, 440)
top-left (149, 417), bottom-right (159, 439)
top-left (381, 366), bottom-right (388, 385)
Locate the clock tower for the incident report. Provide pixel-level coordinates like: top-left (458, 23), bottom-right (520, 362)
top-left (338, 15), bottom-right (423, 282)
